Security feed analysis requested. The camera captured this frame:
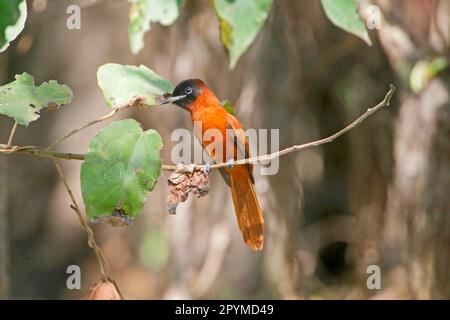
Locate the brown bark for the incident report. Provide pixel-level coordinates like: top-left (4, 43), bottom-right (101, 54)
top-left (383, 79), bottom-right (450, 299)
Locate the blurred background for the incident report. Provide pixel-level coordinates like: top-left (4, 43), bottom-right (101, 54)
top-left (0, 0), bottom-right (449, 299)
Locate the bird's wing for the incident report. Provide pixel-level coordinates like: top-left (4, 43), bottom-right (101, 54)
top-left (225, 113), bottom-right (254, 184)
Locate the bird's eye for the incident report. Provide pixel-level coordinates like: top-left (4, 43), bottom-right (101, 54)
top-left (185, 87), bottom-right (193, 95)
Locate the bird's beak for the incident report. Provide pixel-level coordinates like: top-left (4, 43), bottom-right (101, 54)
top-left (158, 95), bottom-right (186, 105)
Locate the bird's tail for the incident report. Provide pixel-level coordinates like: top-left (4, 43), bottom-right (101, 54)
top-left (229, 167), bottom-right (264, 250)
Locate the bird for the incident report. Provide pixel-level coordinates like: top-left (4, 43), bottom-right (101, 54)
top-left (159, 79), bottom-right (264, 250)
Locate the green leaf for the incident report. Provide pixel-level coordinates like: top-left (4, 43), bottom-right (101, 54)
top-left (0, 73), bottom-right (73, 126)
top-left (81, 119), bottom-right (163, 222)
top-left (221, 99), bottom-right (235, 115)
top-left (320, 0), bottom-right (371, 46)
top-left (410, 57), bottom-right (448, 93)
top-left (97, 63), bottom-right (173, 108)
top-left (0, 0), bottom-right (27, 52)
top-left (213, 0), bottom-right (273, 69)
top-left (128, 0), bottom-right (180, 54)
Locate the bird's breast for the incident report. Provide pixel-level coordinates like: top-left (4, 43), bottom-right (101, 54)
top-left (190, 105), bottom-right (229, 162)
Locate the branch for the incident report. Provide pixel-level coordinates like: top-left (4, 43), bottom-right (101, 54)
top-left (0, 85), bottom-right (396, 171)
top-left (52, 160), bottom-right (123, 298)
top-left (0, 144), bottom-right (84, 160)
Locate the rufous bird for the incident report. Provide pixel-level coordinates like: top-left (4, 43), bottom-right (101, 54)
top-left (160, 79), bottom-right (264, 250)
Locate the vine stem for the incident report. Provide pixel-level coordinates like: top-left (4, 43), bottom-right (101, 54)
top-left (46, 107), bottom-right (120, 150)
top-left (52, 160), bottom-right (123, 299)
top-left (6, 122), bottom-right (18, 147)
top-left (0, 85), bottom-right (396, 171)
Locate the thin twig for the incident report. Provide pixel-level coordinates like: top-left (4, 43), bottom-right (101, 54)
top-left (52, 160), bottom-right (123, 298)
top-left (53, 160), bottom-right (110, 278)
top-left (6, 122), bottom-right (18, 147)
top-left (47, 107), bottom-right (120, 150)
top-left (0, 85), bottom-right (396, 171)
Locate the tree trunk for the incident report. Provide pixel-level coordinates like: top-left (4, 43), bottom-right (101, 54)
top-left (383, 79), bottom-right (450, 299)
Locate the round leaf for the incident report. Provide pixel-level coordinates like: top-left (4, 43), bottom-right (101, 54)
top-left (97, 63), bottom-right (173, 108)
top-left (81, 119), bottom-right (163, 221)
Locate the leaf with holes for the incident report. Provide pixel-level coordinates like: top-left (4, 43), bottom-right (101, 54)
top-left (97, 63), bottom-right (173, 108)
top-left (0, 73), bottom-right (73, 126)
top-left (128, 0), bottom-right (180, 54)
top-left (0, 0), bottom-right (27, 52)
top-left (81, 119), bottom-right (163, 223)
top-left (321, 0), bottom-right (371, 45)
top-left (213, 0), bottom-right (273, 69)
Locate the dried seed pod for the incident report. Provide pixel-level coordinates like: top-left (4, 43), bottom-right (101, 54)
top-left (89, 280), bottom-right (122, 300)
top-left (167, 164), bottom-right (210, 214)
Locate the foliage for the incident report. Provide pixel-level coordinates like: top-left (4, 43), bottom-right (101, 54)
top-left (126, 0), bottom-right (376, 67)
top-left (97, 63), bottom-right (173, 108)
top-left (410, 57), bottom-right (448, 93)
top-left (221, 99), bottom-right (235, 115)
top-left (128, 0), bottom-right (180, 54)
top-left (127, 0), bottom-right (273, 68)
top-left (0, 0), bottom-right (27, 52)
top-left (0, 73), bottom-right (72, 126)
top-left (0, 63), bottom-right (172, 224)
top-left (320, 0), bottom-right (371, 45)
top-left (80, 119), bottom-right (163, 221)
top-left (213, 0), bottom-right (273, 68)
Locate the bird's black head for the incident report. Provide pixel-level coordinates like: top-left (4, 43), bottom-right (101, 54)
top-left (159, 79), bottom-right (204, 109)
